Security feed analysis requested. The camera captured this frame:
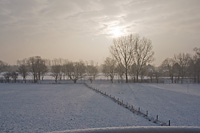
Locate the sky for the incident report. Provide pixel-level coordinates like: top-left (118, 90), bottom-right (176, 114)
top-left (0, 0), bottom-right (200, 66)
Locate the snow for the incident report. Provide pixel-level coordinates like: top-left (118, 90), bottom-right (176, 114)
top-left (90, 82), bottom-right (200, 126)
top-left (1, 82), bottom-right (199, 132)
top-left (0, 84), bottom-right (154, 133)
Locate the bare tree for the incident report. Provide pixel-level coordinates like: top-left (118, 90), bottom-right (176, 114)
top-left (146, 65), bottom-right (162, 83)
top-left (37, 59), bottom-right (47, 81)
top-left (0, 61), bottom-right (11, 82)
top-left (11, 71), bottom-right (18, 83)
top-left (17, 59), bottom-right (29, 83)
top-left (76, 61), bottom-right (85, 82)
top-left (3, 72), bottom-right (11, 83)
top-left (147, 65), bottom-right (156, 83)
top-left (172, 63), bottom-right (181, 83)
top-left (134, 36), bottom-right (154, 82)
top-left (52, 58), bottom-right (67, 80)
top-left (160, 48), bottom-right (200, 84)
top-left (51, 65), bottom-right (62, 83)
top-left (116, 63), bottom-right (124, 83)
top-left (174, 53), bottom-right (191, 83)
top-left (110, 34), bottom-right (154, 83)
top-left (140, 65), bottom-right (148, 82)
top-left (192, 47), bottom-right (200, 83)
top-left (129, 63), bottom-right (136, 82)
top-left (102, 57), bottom-right (116, 83)
top-left (63, 62), bottom-right (74, 81)
top-left (86, 61), bottom-right (98, 83)
top-left (64, 61), bottom-right (85, 83)
top-left (27, 56), bottom-right (38, 83)
top-left (154, 67), bottom-right (162, 83)
top-left (27, 56), bottom-right (47, 83)
top-left (0, 60), bottom-right (8, 72)
top-left (40, 59), bottom-right (49, 80)
top-left (161, 58), bottom-right (176, 83)
top-left (62, 63), bottom-right (69, 80)
top-left (110, 34), bottom-right (135, 83)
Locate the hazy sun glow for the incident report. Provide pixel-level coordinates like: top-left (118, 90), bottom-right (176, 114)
top-left (110, 27), bottom-right (124, 38)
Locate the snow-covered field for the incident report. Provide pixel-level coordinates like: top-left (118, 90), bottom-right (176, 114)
top-left (0, 83), bottom-right (154, 133)
top-left (91, 83), bottom-right (200, 126)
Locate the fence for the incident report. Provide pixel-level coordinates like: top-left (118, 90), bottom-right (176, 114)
top-left (84, 83), bottom-right (170, 126)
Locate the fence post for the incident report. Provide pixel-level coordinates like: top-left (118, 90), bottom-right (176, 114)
top-left (169, 120), bottom-right (170, 126)
top-left (156, 115), bottom-right (158, 121)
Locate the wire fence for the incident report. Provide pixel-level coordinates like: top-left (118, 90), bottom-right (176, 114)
top-left (84, 83), bottom-right (170, 126)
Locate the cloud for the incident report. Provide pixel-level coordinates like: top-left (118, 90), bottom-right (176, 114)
top-left (1, 0), bottom-right (200, 36)
top-left (0, 0), bottom-right (200, 65)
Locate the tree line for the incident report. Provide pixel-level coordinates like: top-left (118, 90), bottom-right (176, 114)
top-left (0, 34), bottom-right (200, 84)
top-left (104, 34), bottom-right (200, 84)
top-left (0, 57), bottom-right (98, 83)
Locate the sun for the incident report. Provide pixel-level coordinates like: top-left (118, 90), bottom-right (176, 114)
top-left (110, 27), bottom-right (123, 38)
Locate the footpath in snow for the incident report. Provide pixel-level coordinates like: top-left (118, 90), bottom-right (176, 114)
top-left (0, 84), bottom-right (154, 133)
top-left (91, 82), bottom-right (200, 126)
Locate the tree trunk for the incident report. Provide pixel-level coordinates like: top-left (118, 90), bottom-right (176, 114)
top-left (111, 77), bottom-right (113, 83)
top-left (178, 76), bottom-right (180, 83)
top-left (38, 72), bottom-right (41, 80)
top-left (34, 73), bottom-right (37, 83)
top-left (125, 73), bottom-right (128, 83)
top-left (125, 68), bottom-right (128, 83)
top-left (33, 74), bottom-right (35, 83)
top-left (170, 75), bottom-right (174, 83)
top-left (156, 76), bottom-right (159, 83)
top-left (55, 76), bottom-right (57, 83)
top-left (136, 70), bottom-right (139, 83)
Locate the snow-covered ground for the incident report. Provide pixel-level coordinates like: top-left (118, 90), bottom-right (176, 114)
top-left (90, 83), bottom-right (200, 126)
top-left (0, 84), bottom-right (154, 133)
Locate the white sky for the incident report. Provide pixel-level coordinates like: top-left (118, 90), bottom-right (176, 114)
top-left (0, 0), bottom-right (200, 66)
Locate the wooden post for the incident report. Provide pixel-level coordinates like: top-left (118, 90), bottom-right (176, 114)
top-left (169, 120), bottom-right (170, 126)
top-left (156, 115), bottom-right (158, 121)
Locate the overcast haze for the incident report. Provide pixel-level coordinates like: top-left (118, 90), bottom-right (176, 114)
top-left (0, 0), bottom-right (200, 65)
